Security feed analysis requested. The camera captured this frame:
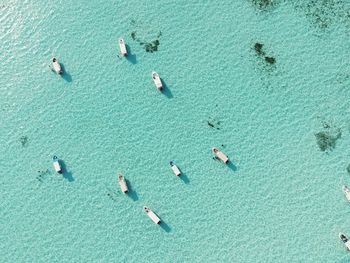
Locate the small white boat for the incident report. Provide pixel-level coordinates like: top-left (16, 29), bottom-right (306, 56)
top-left (51, 57), bottom-right (63, 74)
top-left (343, 186), bottom-right (350, 201)
top-left (143, 206), bottom-right (161, 224)
top-left (118, 174), bottom-right (128, 193)
top-left (53, 156), bottom-right (62, 173)
top-left (170, 161), bottom-right (181, 176)
top-left (118, 38), bottom-right (128, 56)
top-left (151, 71), bottom-right (162, 91)
top-left (212, 147), bottom-right (229, 163)
top-left (339, 232), bottom-right (350, 250)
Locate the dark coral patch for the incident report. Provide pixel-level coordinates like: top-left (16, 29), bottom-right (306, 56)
top-left (254, 42), bottom-right (265, 56)
top-left (131, 31), bottom-right (136, 40)
top-left (144, 40), bottom-right (160, 53)
top-left (253, 42), bottom-right (276, 66)
top-left (20, 136), bottom-right (28, 147)
top-left (264, 56), bottom-right (276, 64)
top-left (252, 0), bottom-right (274, 10)
top-left (207, 121), bottom-right (214, 128)
top-left (296, 0), bottom-right (350, 30)
top-left (315, 129), bottom-right (341, 151)
top-left (130, 27), bottom-right (161, 53)
top-left (207, 117), bottom-right (221, 130)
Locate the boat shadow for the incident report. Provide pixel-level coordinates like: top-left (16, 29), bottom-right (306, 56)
top-left (161, 79), bottom-right (173, 98)
top-left (179, 172), bottom-right (190, 184)
top-left (212, 157), bottom-right (237, 172)
top-left (60, 64), bottom-right (72, 82)
top-left (160, 221), bottom-right (171, 232)
top-left (227, 160), bottom-right (237, 172)
top-left (59, 160), bottom-right (74, 182)
top-left (126, 179), bottom-right (138, 201)
top-left (126, 45), bottom-right (137, 64)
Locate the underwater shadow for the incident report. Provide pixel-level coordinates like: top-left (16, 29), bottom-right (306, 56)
top-left (161, 79), bottom-right (173, 98)
top-left (60, 64), bottom-right (72, 82)
top-left (227, 160), bottom-right (237, 172)
top-left (212, 157), bottom-right (237, 172)
top-left (126, 179), bottom-right (138, 201)
top-left (60, 160), bottom-right (74, 182)
top-left (179, 173), bottom-right (190, 184)
top-left (160, 221), bottom-right (171, 233)
top-left (125, 45), bottom-right (137, 64)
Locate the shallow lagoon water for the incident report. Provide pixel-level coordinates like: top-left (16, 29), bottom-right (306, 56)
top-left (1, 1), bottom-right (350, 262)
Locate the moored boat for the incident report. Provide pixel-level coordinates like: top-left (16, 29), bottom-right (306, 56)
top-left (170, 161), bottom-right (181, 176)
top-left (143, 206), bottom-right (161, 224)
top-left (51, 57), bottom-right (63, 74)
top-left (151, 71), bottom-right (162, 91)
top-left (118, 174), bottom-right (128, 193)
top-left (339, 232), bottom-right (350, 250)
top-left (53, 156), bottom-right (62, 173)
top-left (118, 38), bottom-right (128, 56)
top-left (212, 147), bottom-right (229, 163)
top-left (342, 185), bottom-right (350, 201)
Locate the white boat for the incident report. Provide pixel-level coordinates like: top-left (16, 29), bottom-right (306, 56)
top-left (343, 186), bottom-right (350, 201)
top-left (143, 206), bottom-right (161, 224)
top-left (151, 71), bottom-right (162, 91)
top-left (170, 161), bottom-right (181, 176)
top-left (53, 156), bottom-right (62, 173)
top-left (118, 174), bottom-right (128, 193)
top-left (212, 147), bottom-right (229, 163)
top-left (51, 57), bottom-right (63, 74)
top-left (339, 232), bottom-right (350, 250)
top-left (118, 38), bottom-right (128, 56)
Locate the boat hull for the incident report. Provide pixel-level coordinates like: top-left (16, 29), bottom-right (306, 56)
top-left (144, 206), bottom-right (161, 224)
top-left (171, 163), bottom-right (181, 176)
top-left (212, 147), bottom-right (229, 163)
top-left (52, 58), bottom-right (63, 74)
top-left (118, 175), bottom-right (128, 193)
top-left (343, 186), bottom-right (350, 201)
top-left (53, 156), bottom-right (62, 173)
top-left (339, 233), bottom-right (350, 250)
top-left (152, 71), bottom-right (162, 90)
top-left (118, 38), bottom-right (128, 56)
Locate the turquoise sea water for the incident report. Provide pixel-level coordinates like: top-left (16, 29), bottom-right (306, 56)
top-left (1, 0), bottom-right (350, 262)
